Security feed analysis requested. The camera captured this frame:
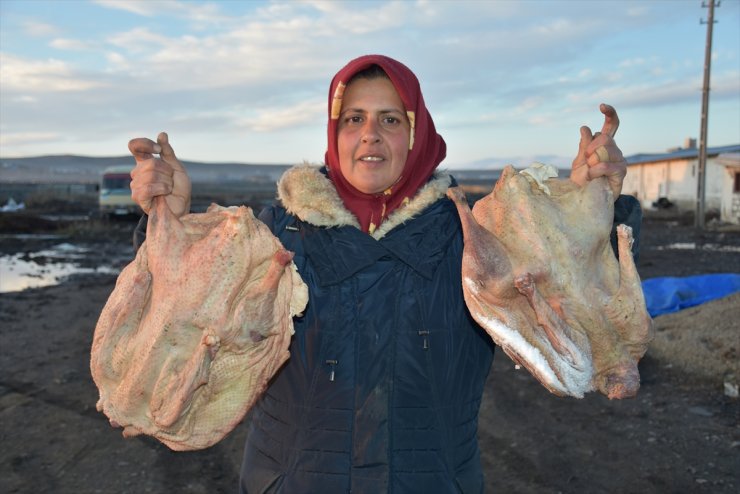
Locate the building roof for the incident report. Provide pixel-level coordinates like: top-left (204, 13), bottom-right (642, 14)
top-left (626, 144), bottom-right (740, 166)
top-left (716, 152), bottom-right (740, 168)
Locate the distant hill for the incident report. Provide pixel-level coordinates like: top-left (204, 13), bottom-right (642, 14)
top-left (459, 153), bottom-right (571, 170)
top-left (0, 155), bottom-right (292, 185)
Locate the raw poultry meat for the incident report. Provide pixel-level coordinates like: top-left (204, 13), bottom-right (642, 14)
top-left (90, 198), bottom-right (308, 450)
top-left (447, 164), bottom-right (653, 399)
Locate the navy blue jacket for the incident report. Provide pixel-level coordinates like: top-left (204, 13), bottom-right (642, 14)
top-left (239, 192), bottom-right (496, 493)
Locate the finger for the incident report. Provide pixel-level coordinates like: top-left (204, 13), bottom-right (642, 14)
top-left (599, 103), bottom-right (620, 138)
top-left (571, 126), bottom-right (593, 169)
top-left (131, 183), bottom-right (171, 203)
top-left (138, 182), bottom-right (173, 198)
top-left (570, 126), bottom-right (594, 186)
top-left (578, 125), bottom-right (593, 156)
top-left (157, 132), bottom-right (177, 161)
top-left (585, 162), bottom-right (607, 179)
top-left (587, 142), bottom-right (624, 166)
top-left (131, 181), bottom-right (173, 214)
top-left (595, 146), bottom-right (610, 163)
top-left (132, 163), bottom-right (175, 185)
top-left (586, 161), bottom-right (626, 181)
top-left (128, 137), bottom-right (162, 162)
top-left (156, 132), bottom-right (189, 176)
top-left (130, 156), bottom-right (173, 181)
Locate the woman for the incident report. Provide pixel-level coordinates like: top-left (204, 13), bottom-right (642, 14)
top-left (129, 54), bottom-right (638, 493)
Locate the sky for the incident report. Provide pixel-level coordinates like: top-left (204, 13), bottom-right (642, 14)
top-left (0, 0), bottom-right (738, 169)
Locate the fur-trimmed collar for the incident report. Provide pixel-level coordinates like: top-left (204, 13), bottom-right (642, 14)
top-left (277, 165), bottom-right (452, 240)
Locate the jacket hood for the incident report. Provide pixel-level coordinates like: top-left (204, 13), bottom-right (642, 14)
top-left (277, 165), bottom-right (451, 240)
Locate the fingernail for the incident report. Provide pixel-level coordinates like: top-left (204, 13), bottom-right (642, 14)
top-left (153, 144), bottom-right (162, 153)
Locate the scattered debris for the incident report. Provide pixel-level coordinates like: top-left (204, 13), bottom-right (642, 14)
top-left (1, 197), bottom-right (25, 212)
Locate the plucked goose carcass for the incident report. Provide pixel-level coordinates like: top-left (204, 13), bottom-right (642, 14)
top-left (90, 197), bottom-right (308, 450)
top-left (447, 164), bottom-right (653, 399)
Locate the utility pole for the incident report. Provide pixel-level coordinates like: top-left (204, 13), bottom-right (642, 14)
top-left (696, 0), bottom-right (718, 229)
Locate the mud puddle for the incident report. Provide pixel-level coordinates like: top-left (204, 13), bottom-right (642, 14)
top-left (0, 236), bottom-right (132, 292)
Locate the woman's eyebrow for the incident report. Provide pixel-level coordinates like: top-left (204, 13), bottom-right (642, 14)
top-left (339, 107), bottom-right (406, 118)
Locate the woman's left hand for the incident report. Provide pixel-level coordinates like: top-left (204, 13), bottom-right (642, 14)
top-left (570, 103), bottom-right (627, 198)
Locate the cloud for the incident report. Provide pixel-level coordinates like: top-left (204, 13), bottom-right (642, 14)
top-left (564, 69), bottom-right (740, 110)
top-left (93, 0), bottom-right (157, 17)
top-left (300, 0), bottom-right (411, 35)
top-left (106, 27), bottom-right (173, 53)
top-left (235, 99), bottom-right (325, 132)
top-left (0, 54), bottom-right (103, 92)
top-left (0, 131), bottom-right (61, 147)
top-left (712, 70), bottom-right (740, 98)
top-left (104, 51), bottom-right (129, 71)
top-left (81, 0), bottom-right (627, 104)
top-left (94, 0), bottom-right (232, 25)
top-left (93, 6), bottom-right (348, 91)
top-left (618, 57), bottom-right (649, 68)
top-left (50, 38), bottom-right (93, 51)
top-left (22, 20), bottom-right (58, 37)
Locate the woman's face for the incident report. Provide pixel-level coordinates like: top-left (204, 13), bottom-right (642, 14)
top-left (337, 77), bottom-right (410, 194)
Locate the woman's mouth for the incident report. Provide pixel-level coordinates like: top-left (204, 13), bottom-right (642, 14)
top-left (359, 155), bottom-right (384, 162)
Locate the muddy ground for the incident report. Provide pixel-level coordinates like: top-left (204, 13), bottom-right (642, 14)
top-left (0, 212), bottom-right (738, 494)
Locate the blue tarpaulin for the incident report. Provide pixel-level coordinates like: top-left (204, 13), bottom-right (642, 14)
top-left (641, 273), bottom-right (740, 317)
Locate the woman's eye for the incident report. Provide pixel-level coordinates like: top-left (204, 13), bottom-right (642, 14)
top-left (382, 116), bottom-right (400, 126)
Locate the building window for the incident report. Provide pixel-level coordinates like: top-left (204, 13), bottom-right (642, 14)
top-left (735, 172), bottom-right (740, 193)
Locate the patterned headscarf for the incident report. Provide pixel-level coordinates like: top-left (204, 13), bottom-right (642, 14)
top-left (325, 54), bottom-right (447, 234)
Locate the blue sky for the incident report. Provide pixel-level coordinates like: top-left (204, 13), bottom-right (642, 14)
top-left (1, 0), bottom-right (738, 169)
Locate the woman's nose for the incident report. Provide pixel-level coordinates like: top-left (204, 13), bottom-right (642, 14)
top-left (361, 121), bottom-right (381, 143)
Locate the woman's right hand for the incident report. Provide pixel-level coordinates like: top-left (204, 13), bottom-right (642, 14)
top-left (128, 132), bottom-right (192, 217)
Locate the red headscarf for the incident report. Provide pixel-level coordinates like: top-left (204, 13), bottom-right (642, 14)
top-left (325, 54), bottom-right (447, 233)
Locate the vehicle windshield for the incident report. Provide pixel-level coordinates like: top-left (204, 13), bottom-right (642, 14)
top-left (103, 174), bottom-right (131, 190)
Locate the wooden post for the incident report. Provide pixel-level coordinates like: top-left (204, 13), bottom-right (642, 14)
top-left (696, 0), bottom-right (718, 228)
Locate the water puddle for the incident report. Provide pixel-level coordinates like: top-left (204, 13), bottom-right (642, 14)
top-left (0, 238), bottom-right (132, 293)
